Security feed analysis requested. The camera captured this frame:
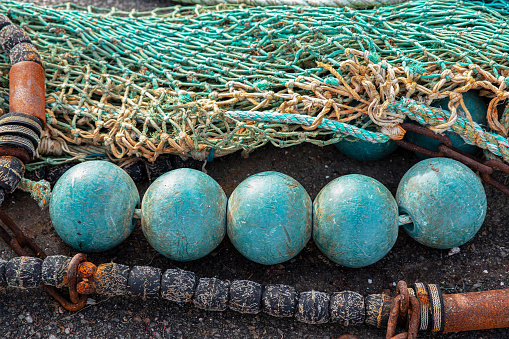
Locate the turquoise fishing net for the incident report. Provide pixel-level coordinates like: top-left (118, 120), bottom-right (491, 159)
top-left (0, 0), bottom-right (509, 169)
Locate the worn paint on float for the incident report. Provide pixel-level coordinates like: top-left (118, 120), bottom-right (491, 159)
top-left (313, 174), bottom-right (399, 268)
top-left (396, 158), bottom-right (487, 249)
top-left (227, 171), bottom-right (312, 265)
top-left (142, 168), bottom-right (227, 261)
top-left (49, 161), bottom-right (139, 252)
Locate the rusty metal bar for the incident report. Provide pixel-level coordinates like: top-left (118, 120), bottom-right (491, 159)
top-left (9, 61), bottom-right (46, 124)
top-left (438, 144), bottom-right (493, 174)
top-left (385, 295), bottom-right (420, 339)
top-left (480, 172), bottom-right (509, 195)
top-left (442, 289), bottom-right (509, 333)
top-left (400, 122), bottom-right (453, 148)
top-left (379, 287), bottom-right (509, 333)
top-left (44, 285), bottom-right (88, 312)
top-left (0, 208), bottom-right (27, 245)
top-left (0, 208), bottom-right (46, 258)
top-left (67, 253), bottom-right (87, 304)
top-left (398, 122), bottom-right (509, 197)
top-left (395, 138), bottom-right (442, 158)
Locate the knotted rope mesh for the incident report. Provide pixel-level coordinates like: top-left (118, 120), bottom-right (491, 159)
top-left (176, 0), bottom-right (407, 8)
top-left (1, 0), bottom-right (509, 170)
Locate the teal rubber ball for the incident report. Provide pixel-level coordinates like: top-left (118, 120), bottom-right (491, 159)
top-left (406, 90), bottom-right (487, 157)
top-left (334, 113), bottom-right (398, 162)
top-left (227, 171), bottom-right (312, 265)
top-left (396, 158), bottom-right (487, 249)
top-left (335, 138), bottom-right (398, 161)
top-left (141, 168), bottom-right (227, 261)
top-left (49, 161), bottom-right (140, 252)
top-left (313, 174), bottom-right (398, 268)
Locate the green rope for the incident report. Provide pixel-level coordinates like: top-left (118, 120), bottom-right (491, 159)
top-left (177, 0), bottom-right (407, 8)
top-left (224, 111), bottom-right (390, 142)
top-left (18, 178), bottom-right (51, 208)
top-left (398, 214), bottom-right (412, 226)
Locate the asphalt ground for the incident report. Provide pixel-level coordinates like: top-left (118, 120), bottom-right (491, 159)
top-left (1, 0), bottom-right (509, 338)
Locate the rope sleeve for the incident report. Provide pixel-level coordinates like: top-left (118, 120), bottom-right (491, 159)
top-left (295, 290), bottom-right (330, 324)
top-left (193, 277), bottom-right (229, 311)
top-left (330, 291), bottom-right (366, 325)
top-left (5, 257), bottom-right (42, 289)
top-left (127, 266), bottom-right (162, 298)
top-left (229, 280), bottom-right (263, 314)
top-left (262, 284), bottom-right (299, 317)
top-left (160, 268), bottom-right (197, 303)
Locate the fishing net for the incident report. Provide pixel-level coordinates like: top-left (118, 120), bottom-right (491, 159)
top-left (177, 0), bottom-right (407, 8)
top-left (1, 0), bottom-right (509, 171)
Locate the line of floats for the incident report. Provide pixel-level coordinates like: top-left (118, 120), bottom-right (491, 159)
top-left (49, 154), bottom-right (487, 268)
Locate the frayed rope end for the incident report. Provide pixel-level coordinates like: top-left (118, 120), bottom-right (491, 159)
top-left (18, 178), bottom-right (51, 209)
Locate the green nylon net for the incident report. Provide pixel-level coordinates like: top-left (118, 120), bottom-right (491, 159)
top-left (1, 0), bottom-right (509, 170)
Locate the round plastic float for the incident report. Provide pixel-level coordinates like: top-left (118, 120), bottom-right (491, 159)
top-left (313, 174), bottom-right (399, 268)
top-left (49, 161), bottom-right (140, 252)
top-left (406, 90), bottom-right (487, 157)
top-left (142, 168), bottom-right (227, 261)
top-left (227, 171), bottom-right (312, 265)
top-left (396, 158), bottom-right (487, 249)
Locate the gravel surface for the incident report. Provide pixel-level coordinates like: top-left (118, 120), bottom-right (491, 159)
top-left (1, 0), bottom-right (509, 338)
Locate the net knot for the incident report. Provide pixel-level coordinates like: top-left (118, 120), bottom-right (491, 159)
top-left (263, 91), bottom-right (274, 100)
top-left (382, 125), bottom-right (406, 141)
top-left (138, 135), bottom-right (148, 144)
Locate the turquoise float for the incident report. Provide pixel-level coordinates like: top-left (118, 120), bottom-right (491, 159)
top-left (142, 168), bottom-right (227, 261)
top-left (396, 158), bottom-right (487, 249)
top-left (406, 90), bottom-right (487, 156)
top-left (334, 109), bottom-right (398, 162)
top-left (227, 171), bottom-right (312, 265)
top-left (313, 174), bottom-right (399, 268)
top-left (335, 137), bottom-right (398, 161)
top-left (49, 161), bottom-right (140, 252)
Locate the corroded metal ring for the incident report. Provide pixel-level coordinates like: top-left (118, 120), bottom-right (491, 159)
top-left (386, 292), bottom-right (420, 339)
top-left (396, 280), bottom-right (409, 318)
top-left (67, 253), bottom-right (87, 304)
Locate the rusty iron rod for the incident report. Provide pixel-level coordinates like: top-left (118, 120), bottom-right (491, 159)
top-left (379, 288), bottom-right (509, 333)
top-left (442, 289), bottom-right (509, 333)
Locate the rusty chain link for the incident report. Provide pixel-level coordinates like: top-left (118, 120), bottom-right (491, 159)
top-left (0, 209), bottom-right (46, 258)
top-left (386, 281), bottom-right (420, 339)
top-left (0, 208), bottom-right (91, 311)
top-left (396, 122), bottom-right (509, 196)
